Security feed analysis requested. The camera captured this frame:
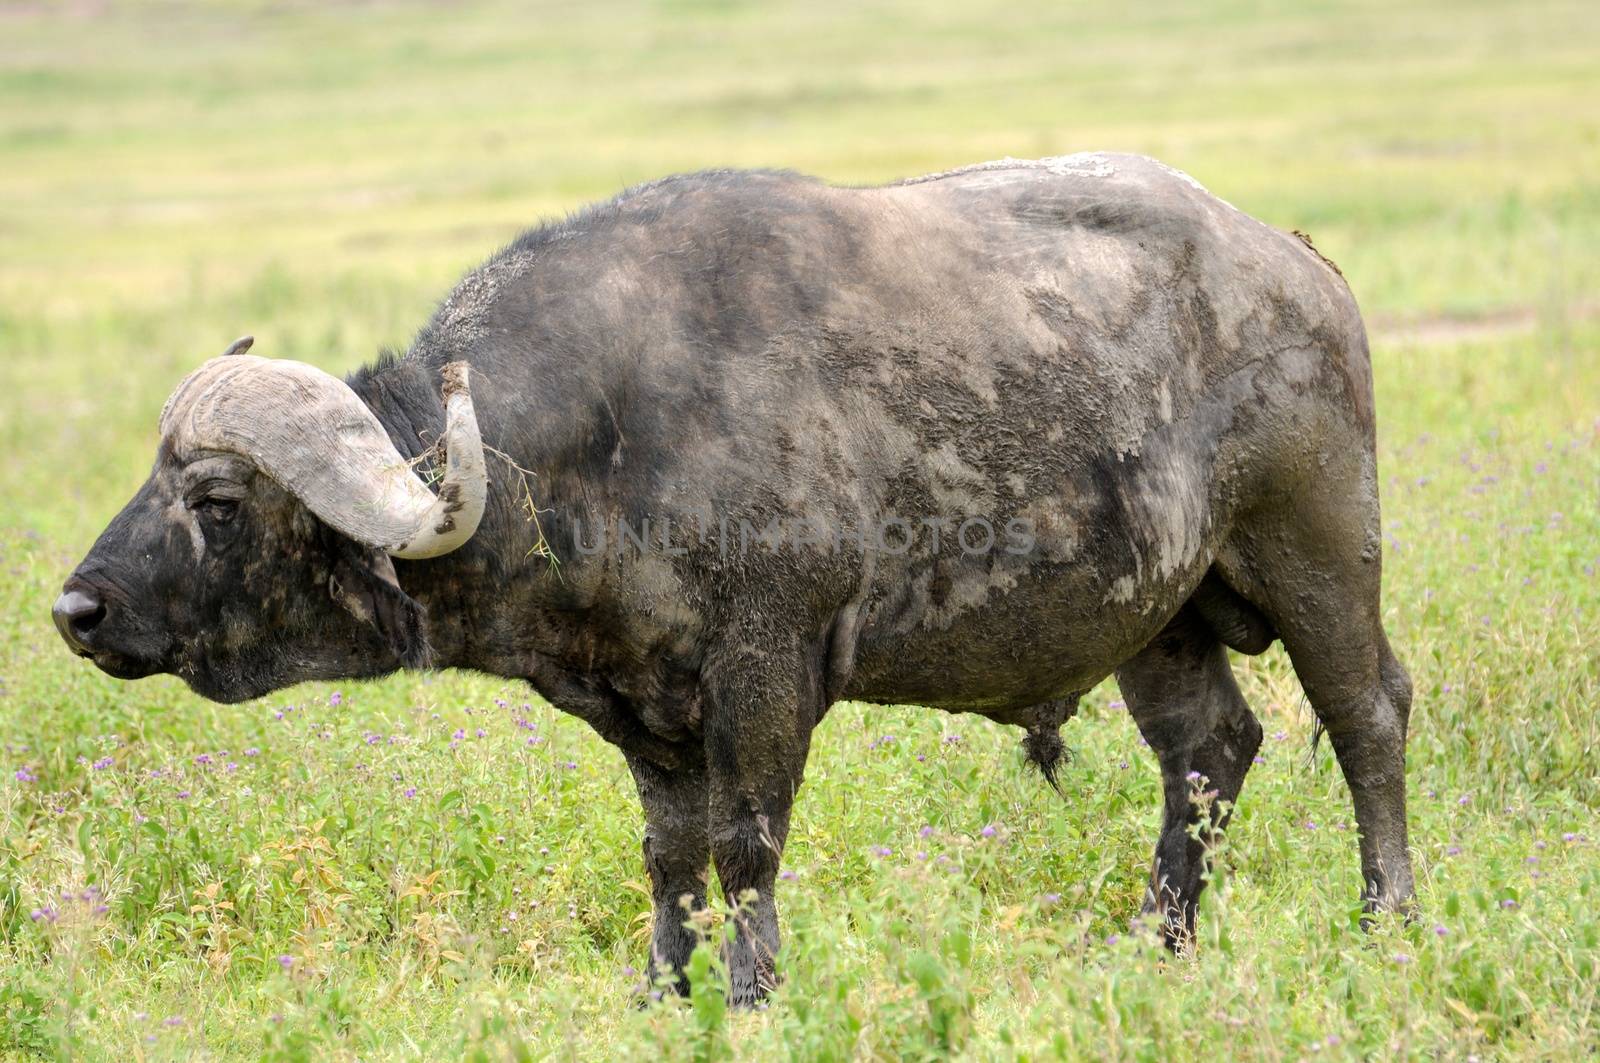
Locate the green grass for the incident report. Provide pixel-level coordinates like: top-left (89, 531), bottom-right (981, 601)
top-left (2, 0), bottom-right (1598, 1058)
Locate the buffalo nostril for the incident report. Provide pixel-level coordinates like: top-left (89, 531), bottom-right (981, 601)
top-left (53, 588), bottom-right (106, 652)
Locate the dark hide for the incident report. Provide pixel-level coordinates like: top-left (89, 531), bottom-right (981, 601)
top-left (58, 154), bottom-right (1415, 1001)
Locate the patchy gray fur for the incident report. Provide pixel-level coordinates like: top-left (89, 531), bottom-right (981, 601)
top-left (57, 154), bottom-right (1415, 1003)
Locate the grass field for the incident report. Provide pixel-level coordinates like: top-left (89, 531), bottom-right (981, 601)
top-left (2, 0), bottom-right (1598, 1058)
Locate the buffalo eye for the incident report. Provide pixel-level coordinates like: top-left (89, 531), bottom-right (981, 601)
top-left (196, 495), bottom-right (240, 525)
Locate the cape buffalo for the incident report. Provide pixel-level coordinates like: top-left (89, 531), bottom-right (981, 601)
top-left (54, 153), bottom-right (1414, 1004)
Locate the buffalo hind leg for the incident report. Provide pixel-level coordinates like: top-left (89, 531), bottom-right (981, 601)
top-left (1117, 606), bottom-right (1263, 949)
top-left (1264, 597), bottom-right (1415, 918)
top-left (701, 632), bottom-right (818, 1006)
top-left (625, 751), bottom-right (709, 994)
top-left (1223, 466), bottom-right (1417, 920)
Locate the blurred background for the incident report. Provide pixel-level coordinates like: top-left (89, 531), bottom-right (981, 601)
top-left (1, 2), bottom-right (1597, 1057)
top-left (3, 0), bottom-right (1598, 535)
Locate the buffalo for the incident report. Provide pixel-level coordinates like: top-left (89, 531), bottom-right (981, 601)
top-left (54, 154), bottom-right (1414, 1004)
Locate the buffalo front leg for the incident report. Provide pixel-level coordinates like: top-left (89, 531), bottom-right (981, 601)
top-left (1118, 606), bottom-right (1263, 950)
top-left (625, 751), bottom-right (710, 993)
top-left (701, 634), bottom-right (819, 1007)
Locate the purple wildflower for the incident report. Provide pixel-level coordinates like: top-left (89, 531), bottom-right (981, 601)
top-left (779, 869), bottom-right (798, 881)
top-left (15, 767), bottom-right (36, 783)
top-left (92, 756), bottom-right (114, 771)
top-left (244, 747), bottom-right (259, 757)
top-left (871, 845), bottom-right (892, 857)
top-left (329, 692), bottom-right (343, 706)
top-left (277, 955), bottom-right (294, 971)
top-left (980, 824), bottom-right (998, 838)
top-left (452, 728), bottom-right (465, 741)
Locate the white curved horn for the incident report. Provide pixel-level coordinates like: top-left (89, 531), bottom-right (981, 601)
top-left (389, 361), bottom-right (486, 559)
top-left (159, 352), bottom-right (487, 559)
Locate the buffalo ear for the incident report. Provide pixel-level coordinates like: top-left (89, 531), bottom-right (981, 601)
top-left (327, 542), bottom-right (432, 670)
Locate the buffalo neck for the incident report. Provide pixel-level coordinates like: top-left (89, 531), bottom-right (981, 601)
top-left (343, 351), bottom-right (584, 681)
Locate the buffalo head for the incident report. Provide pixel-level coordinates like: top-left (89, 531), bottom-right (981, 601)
top-left (52, 339), bottom-right (487, 702)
